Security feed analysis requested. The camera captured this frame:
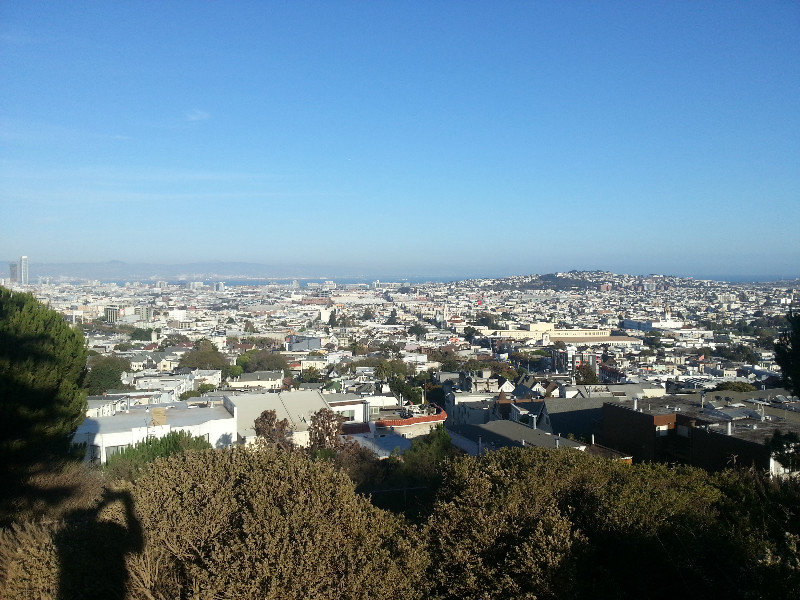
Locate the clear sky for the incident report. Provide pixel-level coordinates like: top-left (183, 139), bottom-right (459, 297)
top-left (2, 1), bottom-right (798, 280)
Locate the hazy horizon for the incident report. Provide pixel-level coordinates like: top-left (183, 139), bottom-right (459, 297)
top-left (3, 258), bottom-right (798, 285)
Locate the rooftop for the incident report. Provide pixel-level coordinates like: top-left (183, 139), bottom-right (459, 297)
top-left (450, 420), bottom-right (585, 452)
top-left (76, 401), bottom-right (233, 436)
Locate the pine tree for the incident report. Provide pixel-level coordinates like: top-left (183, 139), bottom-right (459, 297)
top-left (775, 310), bottom-right (800, 397)
top-left (0, 287), bottom-right (88, 518)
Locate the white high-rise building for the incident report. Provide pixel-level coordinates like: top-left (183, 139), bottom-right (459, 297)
top-left (19, 256), bottom-right (28, 285)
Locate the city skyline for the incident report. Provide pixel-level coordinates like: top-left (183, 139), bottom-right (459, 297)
top-left (1, 3), bottom-right (798, 278)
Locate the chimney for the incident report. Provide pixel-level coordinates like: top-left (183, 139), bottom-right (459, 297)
top-left (726, 421), bottom-right (732, 436)
top-left (555, 438), bottom-right (560, 448)
top-left (591, 433), bottom-right (595, 445)
top-left (633, 396), bottom-right (638, 411)
top-left (532, 414), bottom-right (537, 430)
top-left (477, 436), bottom-right (483, 455)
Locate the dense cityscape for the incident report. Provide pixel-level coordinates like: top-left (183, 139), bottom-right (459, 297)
top-left (3, 255), bottom-right (800, 599)
top-left (3, 2), bottom-right (799, 598)
top-left (2, 256), bottom-right (798, 464)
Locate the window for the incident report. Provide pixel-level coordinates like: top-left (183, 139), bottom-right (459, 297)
top-left (340, 410), bottom-right (356, 422)
top-left (655, 424), bottom-right (669, 437)
top-left (89, 444), bottom-right (101, 465)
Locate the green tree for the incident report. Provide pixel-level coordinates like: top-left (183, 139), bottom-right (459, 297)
top-left (240, 349), bottom-right (288, 373)
top-left (158, 333), bottom-right (190, 348)
top-left (386, 308), bottom-right (399, 325)
top-left (253, 409), bottom-right (294, 450)
top-left (767, 430), bottom-right (800, 473)
top-left (426, 447), bottom-right (800, 600)
top-left (179, 338), bottom-right (229, 371)
top-left (308, 408), bottom-right (344, 452)
top-left (389, 379), bottom-right (422, 404)
top-left (104, 430), bottom-right (212, 482)
top-left (129, 327), bottom-right (153, 341)
top-left (84, 355), bottom-right (131, 395)
top-left (426, 449), bottom-right (580, 600)
top-left (0, 288), bottom-right (88, 520)
top-left (713, 381), bottom-right (757, 392)
top-left (408, 324), bottom-right (427, 339)
top-left (348, 341), bottom-right (366, 356)
top-left (394, 425), bottom-right (459, 489)
top-left (300, 365), bottom-right (321, 383)
top-left (462, 326), bottom-right (479, 343)
top-left (575, 363), bottom-right (599, 385)
top-left (775, 311), bottom-right (800, 397)
top-left (179, 383), bottom-right (216, 401)
top-left (474, 312), bottom-right (501, 329)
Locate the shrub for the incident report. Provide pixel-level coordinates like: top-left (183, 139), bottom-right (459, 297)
top-left (104, 430), bottom-right (212, 483)
top-left (128, 446), bottom-right (425, 599)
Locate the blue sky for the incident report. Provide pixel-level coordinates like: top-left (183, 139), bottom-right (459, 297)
top-left (2, 1), bottom-right (798, 279)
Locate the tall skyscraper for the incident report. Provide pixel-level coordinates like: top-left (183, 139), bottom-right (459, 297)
top-left (19, 256), bottom-right (28, 285)
top-left (9, 262), bottom-right (18, 283)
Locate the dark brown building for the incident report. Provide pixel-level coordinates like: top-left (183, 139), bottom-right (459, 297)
top-left (601, 401), bottom-right (777, 473)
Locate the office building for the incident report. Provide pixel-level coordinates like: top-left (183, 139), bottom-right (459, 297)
top-left (104, 305), bottom-right (121, 324)
top-left (19, 256), bottom-right (28, 285)
top-left (9, 262), bottom-right (18, 283)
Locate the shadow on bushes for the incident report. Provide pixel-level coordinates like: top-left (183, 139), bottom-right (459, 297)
top-left (54, 488), bottom-right (143, 600)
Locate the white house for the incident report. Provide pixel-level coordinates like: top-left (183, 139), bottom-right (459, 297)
top-left (75, 401), bottom-right (236, 464)
top-left (227, 370), bottom-right (283, 391)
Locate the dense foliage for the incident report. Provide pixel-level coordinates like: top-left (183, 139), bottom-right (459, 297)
top-left (0, 288), bottom-right (88, 522)
top-left (1, 441), bottom-right (799, 600)
top-left (84, 355), bottom-right (131, 395)
top-left (775, 311), bottom-right (800, 397)
top-left (713, 381), bottom-right (758, 392)
top-left (127, 447), bottom-right (424, 599)
top-left (236, 348), bottom-right (288, 373)
top-left (104, 430), bottom-right (212, 483)
top-left (428, 448), bottom-right (800, 600)
top-left (178, 338), bottom-right (231, 374)
top-left (253, 409), bottom-right (294, 450)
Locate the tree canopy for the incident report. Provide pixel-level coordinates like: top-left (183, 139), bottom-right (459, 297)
top-left (128, 447), bottom-right (423, 599)
top-left (775, 311), bottom-right (800, 397)
top-left (308, 408), bottom-right (344, 452)
top-left (0, 290), bottom-right (87, 462)
top-left (104, 430), bottom-right (211, 482)
top-left (575, 363), bottom-right (599, 385)
top-left (408, 323), bottom-right (427, 339)
top-left (426, 447), bottom-right (800, 600)
top-left (0, 288), bottom-right (88, 520)
top-left (178, 338), bottom-right (229, 372)
top-left (713, 381), bottom-right (758, 392)
top-left (84, 355), bottom-right (131, 395)
top-left (254, 409), bottom-right (294, 450)
top-left (128, 327), bottom-right (153, 341)
top-left (236, 349), bottom-right (288, 373)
